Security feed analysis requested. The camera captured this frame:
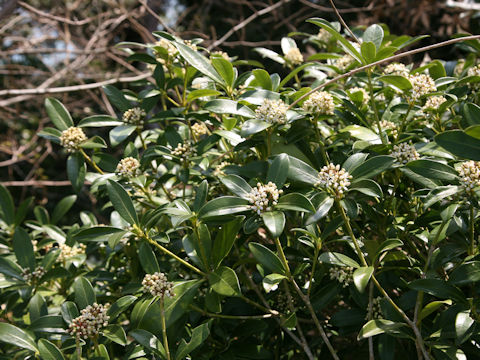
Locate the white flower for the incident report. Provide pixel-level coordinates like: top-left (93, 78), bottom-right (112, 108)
top-left (60, 127), bottom-right (87, 152)
top-left (329, 266), bottom-right (354, 288)
top-left (246, 182), bottom-right (283, 215)
top-left (116, 157), bottom-right (140, 177)
top-left (211, 51), bottom-right (230, 61)
top-left (408, 74), bottom-right (436, 100)
top-left (349, 87), bottom-right (370, 105)
top-left (142, 272), bottom-right (174, 298)
top-left (21, 266), bottom-right (45, 283)
top-left (384, 63), bottom-right (409, 77)
top-left (454, 59), bottom-right (465, 77)
top-left (57, 243), bottom-right (86, 262)
top-left (390, 142), bottom-right (420, 164)
top-left (255, 99), bottom-right (288, 124)
top-left (458, 161), bottom-right (480, 195)
top-left (302, 91), bottom-right (335, 115)
top-left (67, 303), bottom-right (110, 340)
top-left (316, 163), bottom-right (352, 197)
top-left (154, 39), bottom-right (177, 58)
top-left (171, 142), bottom-right (195, 159)
top-left (285, 48), bottom-right (303, 65)
top-left (213, 161), bottom-right (230, 177)
top-left (184, 40), bottom-right (198, 51)
top-left (317, 29), bottom-right (331, 43)
top-left (379, 120), bottom-right (398, 138)
top-left (335, 54), bottom-right (355, 71)
top-left (467, 64), bottom-right (480, 77)
top-left (191, 122), bottom-right (208, 137)
top-left (423, 96), bottom-right (446, 111)
top-left (123, 107), bottom-right (146, 125)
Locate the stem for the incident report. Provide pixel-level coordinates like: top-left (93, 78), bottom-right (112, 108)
top-left (368, 282), bottom-right (375, 360)
top-left (190, 304), bottom-right (274, 320)
top-left (92, 336), bottom-right (100, 356)
top-left (79, 149), bottom-right (104, 175)
top-left (400, 102), bottom-right (414, 134)
top-left (160, 297), bottom-right (171, 360)
top-left (136, 127), bottom-right (147, 150)
top-left (470, 203), bottom-right (475, 256)
top-left (266, 129), bottom-right (272, 159)
top-left (367, 69), bottom-right (386, 145)
top-left (75, 337), bottom-right (82, 359)
top-left (239, 294), bottom-right (279, 315)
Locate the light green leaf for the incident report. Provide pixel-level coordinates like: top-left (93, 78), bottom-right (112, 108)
top-left (220, 175), bottom-right (253, 199)
top-left (208, 266), bottom-right (241, 296)
top-left (353, 266), bottom-right (374, 293)
top-left (0, 323), bottom-right (37, 352)
top-left (357, 319), bottom-right (406, 340)
top-left (38, 339), bottom-right (65, 360)
top-left (318, 252), bottom-right (360, 268)
top-left (363, 24), bottom-right (384, 49)
top-left (261, 211), bottom-right (285, 238)
top-left (205, 99), bottom-right (255, 118)
top-left (198, 196), bottom-right (250, 220)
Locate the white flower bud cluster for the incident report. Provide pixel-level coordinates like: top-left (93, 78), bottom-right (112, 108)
top-left (302, 91), bottom-right (335, 115)
top-left (142, 272), bottom-right (174, 298)
top-left (211, 51), bottom-right (230, 61)
top-left (329, 266), bottom-right (354, 288)
top-left (21, 266), bottom-right (46, 282)
top-left (379, 120), bottom-right (398, 138)
top-left (122, 107), bottom-right (146, 125)
top-left (60, 127), bottom-right (87, 152)
top-left (191, 122), bottom-right (208, 138)
top-left (213, 161), bottom-right (230, 177)
top-left (184, 40), bottom-right (198, 51)
top-left (67, 303), bottom-right (110, 340)
top-left (334, 54), bottom-right (355, 71)
top-left (317, 29), bottom-right (331, 43)
top-left (467, 64), bottom-right (480, 77)
top-left (348, 87), bottom-right (370, 105)
top-left (285, 48), bottom-right (303, 65)
top-left (57, 243), bottom-right (86, 262)
top-left (171, 142), bottom-right (195, 159)
top-left (423, 96), bottom-right (446, 111)
top-left (366, 296), bottom-right (384, 320)
top-left (383, 63), bottom-right (409, 77)
top-left (116, 157), bottom-right (140, 177)
top-left (454, 59), bottom-right (465, 77)
top-left (246, 182), bottom-right (283, 215)
top-left (154, 39), bottom-right (177, 58)
top-left (408, 74), bottom-right (436, 100)
top-left (315, 163), bottom-right (352, 197)
top-left (255, 99), bottom-right (288, 124)
top-left (458, 161), bottom-right (480, 194)
top-left (390, 142), bottom-right (420, 164)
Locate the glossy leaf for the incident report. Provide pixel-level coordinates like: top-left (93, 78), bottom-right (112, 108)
top-left (208, 266), bottom-right (241, 296)
top-left (67, 152), bottom-right (86, 193)
top-left (175, 322), bottom-right (211, 360)
top-left (249, 242), bottom-right (286, 274)
top-left (13, 227), bottom-right (35, 270)
top-left (357, 319), bottom-right (406, 340)
top-left (435, 130), bottom-right (480, 160)
top-left (0, 323), bottom-right (37, 352)
top-left (353, 266), bottom-right (374, 293)
top-left (220, 175), bottom-right (253, 199)
top-left (38, 339), bottom-right (65, 360)
top-left (45, 97), bottom-right (74, 130)
top-left (106, 180), bottom-right (139, 225)
top-left (266, 154), bottom-right (289, 188)
top-left (175, 41), bottom-right (224, 84)
top-left (73, 276), bottom-right (96, 309)
top-left (0, 184), bottom-right (14, 225)
top-left (198, 196), bottom-right (250, 220)
top-left (261, 211), bottom-right (285, 238)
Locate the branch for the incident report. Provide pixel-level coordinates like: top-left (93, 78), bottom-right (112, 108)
top-left (1, 180), bottom-right (83, 187)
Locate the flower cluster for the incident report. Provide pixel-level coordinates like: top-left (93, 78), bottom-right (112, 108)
top-left (334, 54), bottom-right (354, 71)
top-left (302, 91), bottom-right (335, 115)
top-left (184, 39), bottom-right (198, 51)
top-left (383, 62), bottom-right (409, 77)
top-left (454, 59), bottom-right (465, 76)
top-left (246, 182), bottom-right (283, 215)
top-left (122, 107), bottom-right (146, 125)
top-left (285, 48), bottom-right (303, 65)
top-left (154, 39), bottom-right (177, 58)
top-left (467, 64), bottom-right (480, 77)
top-left (60, 127), bottom-right (87, 152)
top-left (458, 161), bottom-right (480, 194)
top-left (366, 297), bottom-right (384, 320)
top-left (57, 243), bottom-right (86, 262)
top-left (67, 303), bottom-right (110, 340)
top-left (390, 142), bottom-right (420, 164)
top-left (255, 99), bottom-right (288, 124)
top-left (142, 272), bottom-right (174, 298)
top-left (379, 120), bottom-right (398, 137)
top-left (21, 266), bottom-right (45, 283)
top-left (171, 141), bottom-right (195, 159)
top-left (316, 163), bottom-right (352, 197)
top-left (317, 28), bottom-right (331, 43)
top-left (213, 161), bottom-right (230, 177)
top-left (116, 157), bottom-right (140, 177)
top-left (408, 74), bottom-right (436, 100)
top-left (423, 96), bottom-right (446, 111)
top-left (191, 122), bottom-right (208, 137)
top-left (349, 87), bottom-right (370, 105)
top-left (211, 51), bottom-right (230, 61)
top-left (329, 266), bottom-right (354, 288)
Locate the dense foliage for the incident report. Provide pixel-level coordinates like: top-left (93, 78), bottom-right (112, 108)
top-left (1, 19), bottom-right (480, 359)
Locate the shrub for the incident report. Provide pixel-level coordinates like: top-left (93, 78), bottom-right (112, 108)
top-left (1, 19), bottom-right (480, 360)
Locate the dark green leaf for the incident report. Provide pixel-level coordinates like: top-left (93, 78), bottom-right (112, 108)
top-left (220, 175), bottom-right (253, 199)
top-left (0, 185), bottom-right (14, 225)
top-left (435, 130), bottom-right (480, 160)
top-left (357, 319), bottom-right (406, 340)
top-left (406, 160), bottom-right (458, 181)
top-left (198, 196), bottom-right (250, 220)
top-left (29, 293), bottom-right (48, 322)
top-left (103, 85), bottom-right (131, 112)
top-left (353, 266), bottom-right (374, 293)
top-left (409, 279), bottom-right (465, 303)
top-left (138, 242), bottom-right (160, 274)
top-left (67, 152), bottom-right (86, 193)
top-left (276, 193), bottom-right (314, 213)
top-left (449, 262), bottom-right (480, 285)
top-left (78, 115), bottom-right (122, 127)
top-left (45, 98), bottom-right (74, 130)
top-left (205, 99), bottom-right (255, 118)
top-left (350, 156), bottom-right (394, 179)
top-left (51, 195), bottom-right (77, 224)
top-left (108, 295), bottom-right (137, 320)
top-left (106, 180), bottom-right (139, 225)
top-left (38, 339), bottom-right (65, 360)
top-left (73, 276), bottom-right (96, 309)
top-left (248, 242), bottom-right (286, 274)
top-left (208, 266), bottom-right (241, 296)
top-left (241, 119), bottom-right (272, 137)
top-left (175, 322), bottom-right (211, 360)
top-left (318, 252), bottom-right (360, 268)
top-left (0, 323), bottom-right (37, 352)
top-left (104, 324), bottom-right (127, 346)
top-left (109, 125), bottom-right (137, 147)
top-left (13, 227), bottom-right (35, 270)
top-left (212, 216), bottom-right (244, 269)
top-left (266, 154), bottom-right (289, 188)
top-left (73, 226), bottom-right (127, 242)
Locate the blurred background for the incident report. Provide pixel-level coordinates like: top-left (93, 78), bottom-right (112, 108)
top-left (1, 0), bottom-right (479, 208)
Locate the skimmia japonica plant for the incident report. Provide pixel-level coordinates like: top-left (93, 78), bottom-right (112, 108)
top-left (1, 18), bottom-right (480, 360)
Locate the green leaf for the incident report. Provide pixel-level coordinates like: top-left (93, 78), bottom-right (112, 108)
top-left (208, 266), bottom-right (241, 296)
top-left (212, 216), bottom-right (244, 269)
top-left (0, 257), bottom-right (24, 280)
top-left (187, 89), bottom-right (221, 102)
top-left (409, 279), bottom-right (465, 303)
top-left (73, 276), bottom-right (96, 309)
top-left (29, 315), bottom-right (65, 333)
top-left (357, 319), bottom-right (406, 340)
top-left (29, 293), bottom-right (48, 322)
top-left (276, 193), bottom-right (314, 213)
top-left (449, 262), bottom-right (480, 285)
top-left (353, 266), bottom-right (374, 293)
top-left (104, 324), bottom-right (127, 346)
top-left (174, 41), bottom-right (224, 84)
top-left (349, 179), bottom-right (383, 198)
top-left (164, 280), bottom-right (202, 326)
top-left (0, 185), bottom-right (14, 225)
top-left (463, 102), bottom-right (480, 126)
top-left (266, 154), bottom-right (289, 188)
top-left (241, 119), bottom-right (272, 137)
top-left (252, 69), bottom-right (272, 90)
top-left (306, 193), bottom-right (334, 225)
top-left (248, 242), bottom-right (286, 274)
top-left (175, 322), bottom-right (211, 360)
top-left (374, 239), bottom-right (403, 260)
top-left (220, 175), bottom-right (253, 199)
top-left (361, 41), bottom-right (376, 64)
top-left (198, 196), bottom-right (250, 220)
top-left (106, 180), bottom-right (138, 225)
top-left (424, 186), bottom-right (460, 208)
top-left (286, 155), bottom-right (318, 185)
top-left (261, 211), bottom-right (285, 238)
top-left (67, 152), bottom-right (86, 193)
top-left (38, 339), bottom-right (65, 360)
top-left (14, 196), bottom-right (33, 226)
top-left (0, 323), bottom-right (37, 352)
top-left (418, 300), bottom-right (452, 322)
top-left (13, 227), bottom-right (35, 270)
top-left (455, 310), bottom-right (474, 344)
top-left (212, 58), bottom-right (235, 87)
top-left (51, 195), bottom-right (77, 224)
top-left (435, 130), bottom-right (480, 160)
top-left (262, 273), bottom-right (287, 293)
top-left (341, 125), bottom-right (381, 143)
top-left (129, 329), bottom-right (165, 357)
top-left (38, 127), bottom-right (62, 143)
top-left (109, 125), bottom-right (137, 147)
top-left (378, 75), bottom-right (412, 91)
top-left (45, 98), bottom-right (74, 130)
top-left (318, 252), bottom-right (360, 268)
top-left (60, 301), bottom-right (79, 324)
top-left (406, 160), bottom-right (458, 181)
top-left (78, 115), bottom-right (123, 127)
top-left (363, 24), bottom-right (384, 49)
top-left (254, 47), bottom-right (285, 64)
top-left (107, 295), bottom-right (137, 320)
top-left (350, 155), bottom-right (395, 179)
top-left (204, 99), bottom-right (255, 118)
top-left (138, 242), bottom-right (160, 274)
top-left (193, 180), bottom-right (209, 212)
top-left (73, 226), bottom-right (127, 242)
top-left (103, 85), bottom-right (131, 112)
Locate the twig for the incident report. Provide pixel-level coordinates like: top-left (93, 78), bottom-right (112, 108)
top-left (18, 1), bottom-right (104, 25)
top-left (0, 180), bottom-right (84, 187)
top-left (328, 0), bottom-right (360, 43)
